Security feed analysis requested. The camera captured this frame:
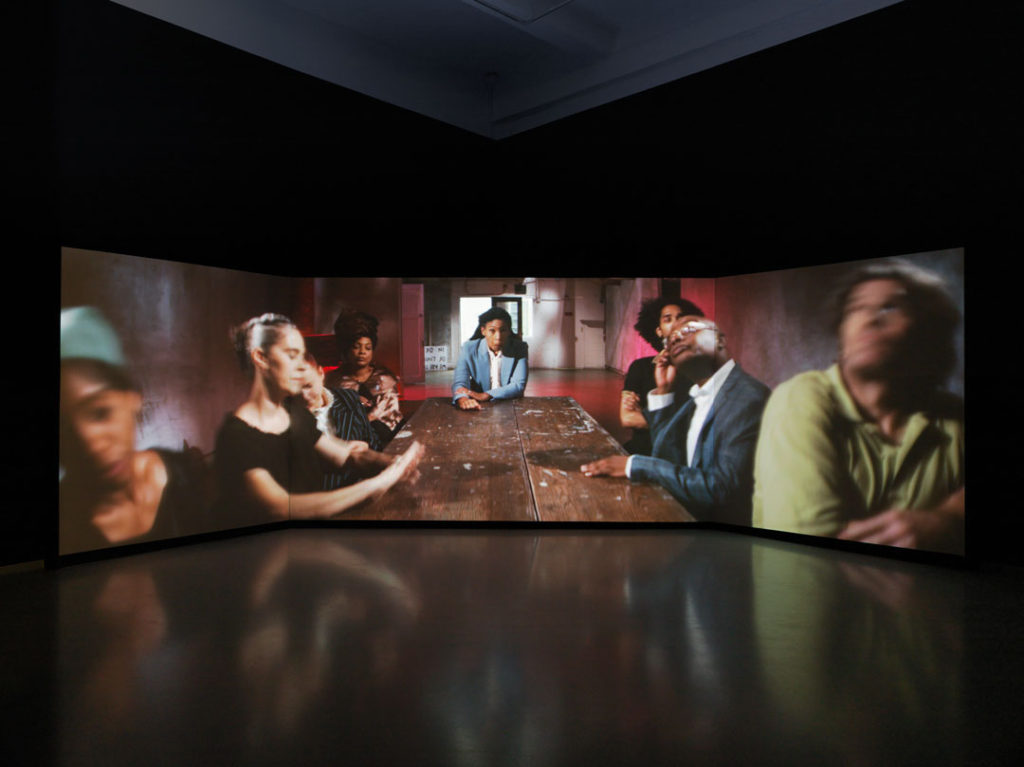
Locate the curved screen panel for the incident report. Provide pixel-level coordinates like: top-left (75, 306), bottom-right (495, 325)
top-left (59, 247), bottom-right (963, 557)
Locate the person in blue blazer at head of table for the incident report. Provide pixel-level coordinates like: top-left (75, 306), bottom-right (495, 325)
top-left (452, 306), bottom-right (529, 410)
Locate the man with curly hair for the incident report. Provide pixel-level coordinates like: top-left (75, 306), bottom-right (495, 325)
top-left (620, 296), bottom-right (704, 454)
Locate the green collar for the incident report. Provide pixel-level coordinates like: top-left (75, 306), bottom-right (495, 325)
top-left (825, 364), bottom-right (937, 462)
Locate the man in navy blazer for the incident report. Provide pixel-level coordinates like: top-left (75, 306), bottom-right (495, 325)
top-left (452, 307), bottom-right (529, 410)
top-left (582, 314), bottom-right (769, 525)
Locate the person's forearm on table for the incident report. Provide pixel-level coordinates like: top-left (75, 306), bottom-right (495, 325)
top-left (287, 474), bottom-right (394, 518)
top-left (243, 469), bottom-right (391, 520)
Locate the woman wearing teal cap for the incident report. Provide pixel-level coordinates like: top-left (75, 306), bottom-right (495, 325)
top-left (59, 307), bottom-right (211, 554)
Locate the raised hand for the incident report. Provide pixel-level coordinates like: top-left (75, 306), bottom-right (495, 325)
top-left (621, 390), bottom-right (641, 412)
top-left (653, 349), bottom-right (675, 393)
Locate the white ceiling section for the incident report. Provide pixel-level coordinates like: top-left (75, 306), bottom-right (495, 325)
top-left (111, 0), bottom-right (904, 139)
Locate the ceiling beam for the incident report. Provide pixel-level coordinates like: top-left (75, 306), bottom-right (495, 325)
top-left (460, 0), bottom-right (617, 57)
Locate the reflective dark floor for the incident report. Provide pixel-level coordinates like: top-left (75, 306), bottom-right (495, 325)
top-left (4, 529), bottom-right (1024, 766)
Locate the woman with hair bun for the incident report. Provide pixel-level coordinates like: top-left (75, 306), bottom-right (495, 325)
top-left (325, 309), bottom-right (403, 445)
top-left (214, 313), bottom-right (422, 527)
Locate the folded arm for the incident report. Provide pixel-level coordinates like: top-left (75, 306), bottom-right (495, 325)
top-left (838, 487), bottom-right (965, 554)
top-left (486, 356), bottom-right (528, 400)
top-left (620, 390), bottom-right (648, 429)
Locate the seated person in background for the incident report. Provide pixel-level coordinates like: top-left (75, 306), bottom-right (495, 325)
top-left (581, 314), bottom-right (770, 526)
top-left (752, 260), bottom-right (964, 554)
top-left (452, 306), bottom-right (529, 410)
top-left (59, 307), bottom-right (212, 554)
top-left (621, 296), bottom-right (705, 455)
top-left (325, 309), bottom-right (403, 445)
top-left (214, 313), bottom-right (422, 528)
top-left (299, 351), bottom-right (383, 490)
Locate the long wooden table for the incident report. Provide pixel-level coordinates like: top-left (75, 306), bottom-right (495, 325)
top-left (346, 396), bottom-right (694, 523)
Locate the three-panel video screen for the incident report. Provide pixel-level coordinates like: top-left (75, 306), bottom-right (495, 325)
top-left (59, 247), bottom-right (964, 558)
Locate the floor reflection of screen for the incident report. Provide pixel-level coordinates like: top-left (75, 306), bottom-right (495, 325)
top-left (59, 247), bottom-right (963, 557)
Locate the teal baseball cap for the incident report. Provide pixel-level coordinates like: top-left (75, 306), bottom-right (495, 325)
top-left (60, 307), bottom-right (126, 367)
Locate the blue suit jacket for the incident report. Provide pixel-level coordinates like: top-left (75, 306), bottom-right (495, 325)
top-left (629, 363), bottom-right (770, 525)
top-left (452, 337), bottom-right (529, 402)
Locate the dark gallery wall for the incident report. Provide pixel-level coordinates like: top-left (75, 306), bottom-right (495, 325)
top-left (27, 0), bottom-right (1017, 566)
top-left (51, 0), bottom-right (1013, 270)
top-left (52, 0), bottom-right (498, 271)
top-left (495, 1), bottom-right (1012, 268)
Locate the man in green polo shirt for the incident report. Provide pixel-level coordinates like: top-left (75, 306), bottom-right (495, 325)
top-left (752, 260), bottom-right (964, 554)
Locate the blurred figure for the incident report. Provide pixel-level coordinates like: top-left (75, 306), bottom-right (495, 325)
top-left (299, 351), bottom-right (383, 490)
top-left (325, 309), bottom-right (403, 445)
top-left (59, 307), bottom-right (212, 554)
top-left (751, 542), bottom-right (965, 764)
top-left (213, 313), bottom-right (422, 527)
top-left (620, 296), bottom-right (704, 455)
top-left (239, 534), bottom-right (419, 751)
top-left (582, 314), bottom-right (770, 525)
top-left (58, 563), bottom-right (171, 764)
top-left (452, 306), bottom-right (529, 410)
top-left (752, 260), bottom-right (964, 554)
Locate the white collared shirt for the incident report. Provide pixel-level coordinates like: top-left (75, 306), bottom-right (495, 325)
top-left (684, 358), bottom-right (735, 466)
top-left (625, 359), bottom-right (736, 477)
top-left (488, 346), bottom-right (503, 390)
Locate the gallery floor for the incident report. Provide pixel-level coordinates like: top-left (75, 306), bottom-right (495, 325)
top-left (4, 526), bottom-right (1024, 766)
